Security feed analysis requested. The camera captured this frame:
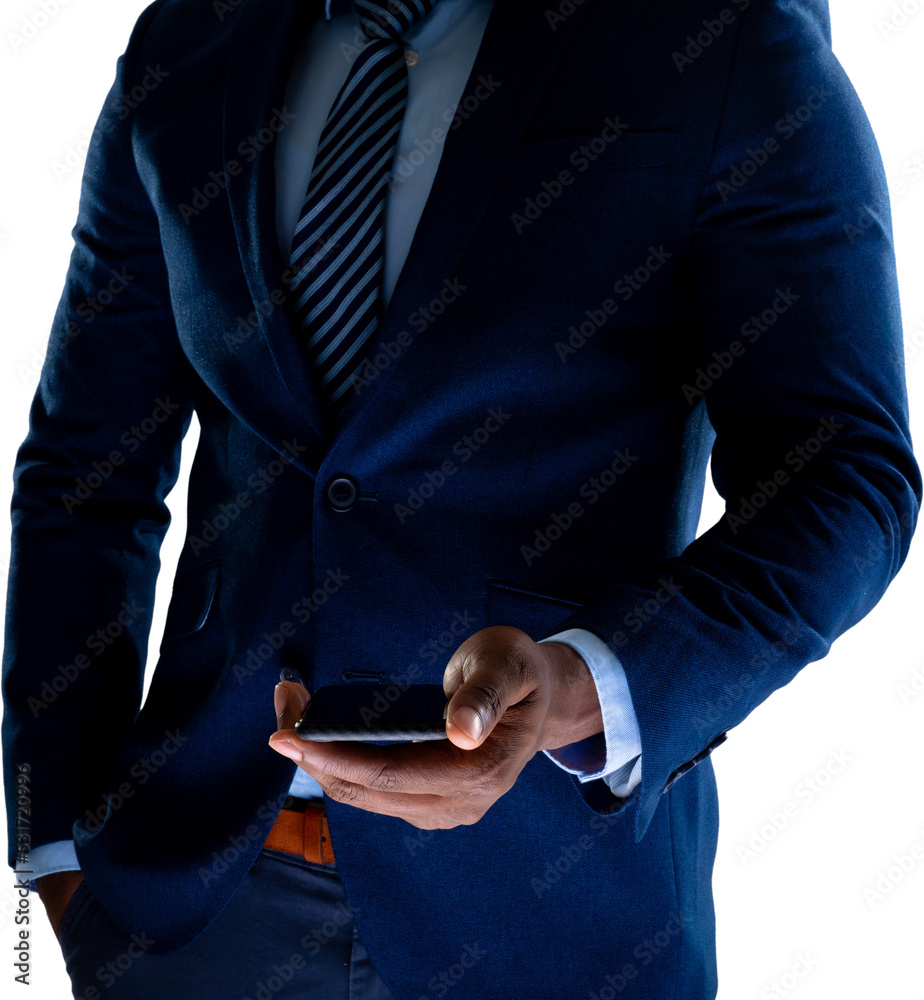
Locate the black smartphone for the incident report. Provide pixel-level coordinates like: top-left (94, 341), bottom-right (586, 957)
top-left (293, 683), bottom-right (449, 742)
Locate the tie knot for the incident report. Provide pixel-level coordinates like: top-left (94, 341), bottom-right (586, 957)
top-left (355, 0), bottom-right (438, 42)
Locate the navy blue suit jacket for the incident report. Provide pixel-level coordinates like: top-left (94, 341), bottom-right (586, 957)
top-left (3, 0), bottom-right (920, 997)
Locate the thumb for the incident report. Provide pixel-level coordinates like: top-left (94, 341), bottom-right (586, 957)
top-left (444, 629), bottom-right (537, 750)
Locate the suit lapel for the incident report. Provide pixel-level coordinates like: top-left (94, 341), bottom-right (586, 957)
top-left (223, 0), bottom-right (592, 443)
top-left (223, 0), bottom-right (330, 452)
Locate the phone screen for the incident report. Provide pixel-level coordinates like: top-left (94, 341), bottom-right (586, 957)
top-left (293, 683), bottom-right (449, 742)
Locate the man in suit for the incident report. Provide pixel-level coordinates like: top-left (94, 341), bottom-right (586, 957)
top-left (3, 0), bottom-right (919, 997)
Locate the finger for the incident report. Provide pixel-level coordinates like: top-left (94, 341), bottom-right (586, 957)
top-left (289, 745), bottom-right (489, 829)
top-left (282, 735), bottom-right (478, 795)
top-left (273, 680), bottom-right (310, 732)
top-left (310, 776), bottom-right (464, 828)
top-left (443, 629), bottom-right (539, 750)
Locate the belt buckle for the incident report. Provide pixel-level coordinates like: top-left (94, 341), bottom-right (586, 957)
top-left (310, 805), bottom-right (335, 866)
top-left (285, 797), bottom-right (334, 866)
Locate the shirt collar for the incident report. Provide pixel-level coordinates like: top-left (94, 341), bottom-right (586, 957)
top-left (324, 0), bottom-right (461, 20)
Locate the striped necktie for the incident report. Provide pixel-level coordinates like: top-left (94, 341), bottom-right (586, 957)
top-left (287, 0), bottom-right (440, 426)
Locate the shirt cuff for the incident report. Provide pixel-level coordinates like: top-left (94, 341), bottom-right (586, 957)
top-left (538, 627), bottom-right (642, 797)
top-left (21, 840), bottom-right (81, 892)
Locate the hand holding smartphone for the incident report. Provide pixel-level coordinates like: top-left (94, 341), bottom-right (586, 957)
top-left (293, 683), bottom-right (449, 743)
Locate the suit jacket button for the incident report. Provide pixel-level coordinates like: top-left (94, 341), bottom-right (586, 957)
top-left (326, 475), bottom-right (358, 511)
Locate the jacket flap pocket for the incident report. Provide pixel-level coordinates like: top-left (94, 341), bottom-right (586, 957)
top-left (160, 562), bottom-right (220, 646)
top-left (486, 580), bottom-right (584, 640)
top-left (504, 129), bottom-right (677, 177)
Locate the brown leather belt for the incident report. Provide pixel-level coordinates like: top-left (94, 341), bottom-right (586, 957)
top-left (264, 797), bottom-right (336, 865)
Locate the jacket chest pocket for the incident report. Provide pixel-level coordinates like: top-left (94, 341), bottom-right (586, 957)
top-left (503, 129), bottom-right (678, 179)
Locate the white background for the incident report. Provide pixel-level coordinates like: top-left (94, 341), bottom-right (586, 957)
top-left (0, 1), bottom-right (922, 997)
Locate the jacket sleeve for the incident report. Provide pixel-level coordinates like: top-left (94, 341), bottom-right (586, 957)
top-left (554, 0), bottom-right (921, 843)
top-left (1, 0), bottom-right (192, 866)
